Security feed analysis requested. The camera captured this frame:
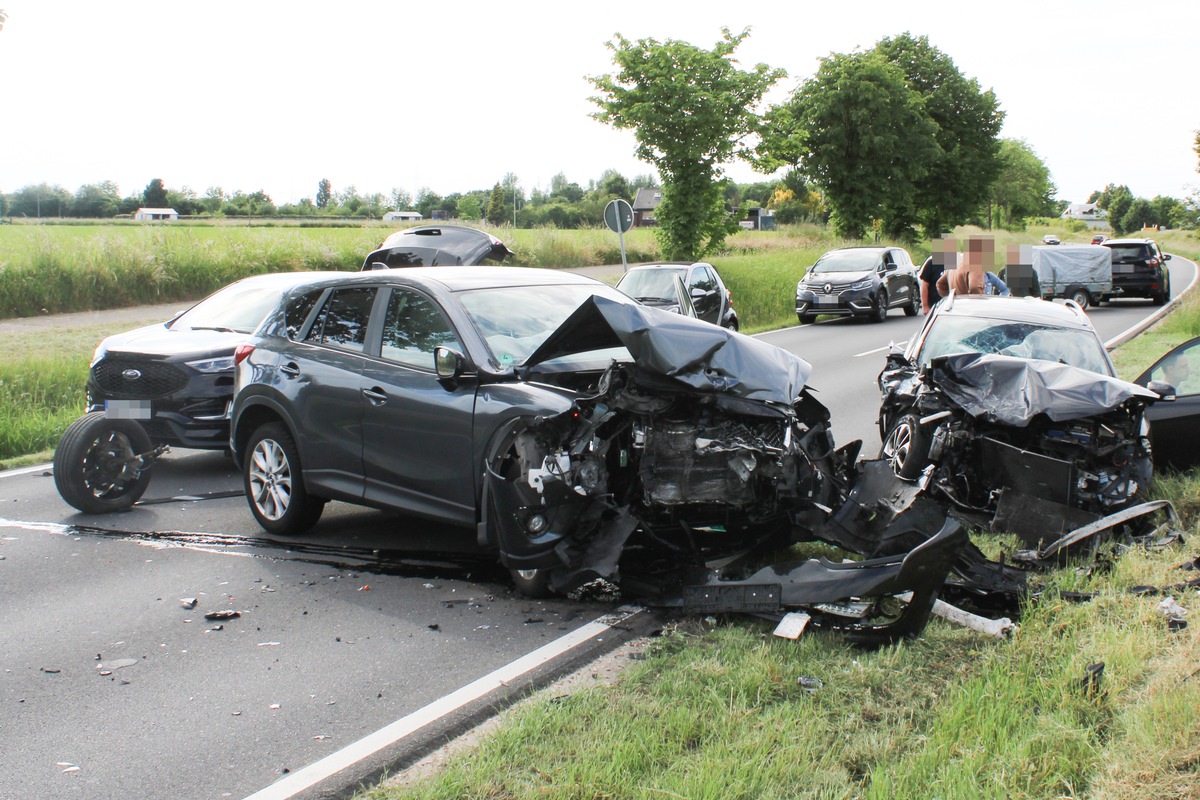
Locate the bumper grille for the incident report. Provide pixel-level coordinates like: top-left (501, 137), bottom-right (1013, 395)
top-left (93, 358), bottom-right (189, 399)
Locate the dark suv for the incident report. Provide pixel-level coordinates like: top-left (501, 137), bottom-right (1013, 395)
top-left (795, 246), bottom-right (920, 324)
top-left (1102, 238), bottom-right (1172, 305)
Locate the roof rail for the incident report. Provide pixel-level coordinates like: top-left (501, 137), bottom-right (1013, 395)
top-left (1062, 298), bottom-right (1088, 320)
top-left (943, 288), bottom-right (957, 312)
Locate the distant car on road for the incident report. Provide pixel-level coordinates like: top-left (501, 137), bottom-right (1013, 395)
top-left (795, 246), bottom-right (919, 324)
top-left (1042, 234), bottom-right (1061, 246)
top-left (1090, 234), bottom-right (1108, 245)
top-left (615, 262), bottom-right (738, 329)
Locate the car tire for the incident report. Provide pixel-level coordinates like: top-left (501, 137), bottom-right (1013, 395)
top-left (1068, 288), bottom-right (1090, 309)
top-left (53, 412), bottom-right (154, 513)
top-left (798, 312), bottom-right (815, 325)
top-left (903, 287), bottom-right (918, 316)
top-left (244, 422), bottom-right (325, 535)
top-left (510, 568), bottom-right (553, 598)
top-left (872, 290), bottom-right (888, 323)
top-left (880, 413), bottom-right (931, 480)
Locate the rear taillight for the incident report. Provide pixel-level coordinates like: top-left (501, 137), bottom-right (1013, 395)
top-left (233, 343), bottom-right (255, 365)
top-left (726, 289), bottom-right (734, 307)
top-left (1147, 257), bottom-right (1160, 268)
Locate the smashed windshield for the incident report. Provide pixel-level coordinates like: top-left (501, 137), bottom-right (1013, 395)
top-left (458, 283), bottom-right (632, 367)
top-left (918, 316), bottom-right (1112, 376)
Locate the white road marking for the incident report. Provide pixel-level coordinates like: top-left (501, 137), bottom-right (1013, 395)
top-left (240, 605), bottom-right (644, 800)
top-left (0, 462), bottom-right (51, 478)
top-left (853, 344), bottom-right (891, 358)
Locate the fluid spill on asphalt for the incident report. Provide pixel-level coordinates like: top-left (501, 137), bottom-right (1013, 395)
top-left (0, 517), bottom-right (500, 583)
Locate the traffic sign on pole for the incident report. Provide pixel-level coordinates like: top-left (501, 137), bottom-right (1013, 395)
top-left (604, 199), bottom-right (634, 272)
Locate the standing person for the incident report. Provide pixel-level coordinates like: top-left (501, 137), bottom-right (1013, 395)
top-left (937, 234), bottom-right (991, 297)
top-left (920, 236), bottom-right (957, 313)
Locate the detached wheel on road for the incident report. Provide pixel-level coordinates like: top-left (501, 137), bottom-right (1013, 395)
top-left (53, 412), bottom-right (155, 513)
top-left (880, 413), bottom-right (931, 480)
top-left (244, 423), bottom-right (325, 535)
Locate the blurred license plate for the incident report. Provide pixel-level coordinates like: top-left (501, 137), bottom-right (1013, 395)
top-left (814, 295), bottom-right (838, 306)
top-left (1113, 265), bottom-right (1133, 273)
top-left (105, 399), bottom-right (151, 419)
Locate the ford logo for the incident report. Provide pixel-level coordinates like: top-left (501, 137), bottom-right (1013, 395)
top-left (122, 369), bottom-right (142, 381)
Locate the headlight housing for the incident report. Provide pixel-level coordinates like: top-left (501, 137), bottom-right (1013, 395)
top-left (186, 356), bottom-right (236, 373)
top-left (850, 278), bottom-right (874, 291)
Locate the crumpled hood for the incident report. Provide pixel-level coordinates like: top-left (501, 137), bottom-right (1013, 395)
top-left (930, 352), bottom-right (1160, 426)
top-left (523, 295), bottom-right (812, 405)
top-left (362, 225), bottom-right (514, 269)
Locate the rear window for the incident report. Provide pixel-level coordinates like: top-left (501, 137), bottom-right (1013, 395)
top-left (1105, 244), bottom-right (1152, 261)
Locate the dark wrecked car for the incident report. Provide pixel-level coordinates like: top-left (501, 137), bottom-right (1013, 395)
top-left (361, 224), bottom-right (513, 269)
top-left (878, 294), bottom-right (1167, 538)
top-left (52, 271), bottom-right (342, 514)
top-left (231, 266), bottom-right (964, 642)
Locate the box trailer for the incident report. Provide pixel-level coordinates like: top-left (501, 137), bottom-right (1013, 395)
top-left (1030, 244), bottom-right (1113, 309)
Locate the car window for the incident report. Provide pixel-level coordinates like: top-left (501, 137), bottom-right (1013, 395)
top-left (171, 281), bottom-right (290, 334)
top-left (616, 269), bottom-right (684, 301)
top-left (1147, 341), bottom-right (1200, 395)
top-left (692, 266), bottom-right (717, 293)
top-left (1105, 244), bottom-right (1151, 261)
top-left (458, 283), bottom-right (631, 367)
top-left (379, 289), bottom-right (461, 370)
top-left (811, 250), bottom-right (882, 274)
top-left (285, 288), bottom-right (326, 339)
top-left (918, 316), bottom-right (1111, 375)
top-left (305, 287), bottom-right (377, 352)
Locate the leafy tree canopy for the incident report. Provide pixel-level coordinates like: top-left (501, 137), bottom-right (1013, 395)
top-left (990, 138), bottom-right (1055, 227)
top-left (590, 27), bottom-right (785, 260)
top-left (143, 178), bottom-right (168, 208)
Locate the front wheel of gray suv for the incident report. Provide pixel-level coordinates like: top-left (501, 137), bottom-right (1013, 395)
top-left (244, 423), bottom-right (325, 535)
top-left (871, 290), bottom-right (889, 323)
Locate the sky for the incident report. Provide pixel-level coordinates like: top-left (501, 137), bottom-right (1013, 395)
top-left (1, 1), bottom-right (1196, 208)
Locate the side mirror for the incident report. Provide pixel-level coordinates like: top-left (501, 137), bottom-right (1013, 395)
top-left (1164, 254), bottom-right (1173, 261)
top-left (884, 263), bottom-right (897, 272)
top-left (435, 346), bottom-right (465, 380)
top-left (1147, 380), bottom-right (1176, 402)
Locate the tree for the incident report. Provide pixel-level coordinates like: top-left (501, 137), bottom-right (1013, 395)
top-left (550, 172), bottom-right (585, 204)
top-left (759, 50), bottom-right (937, 240)
top-left (590, 28), bottom-right (785, 260)
top-left (390, 187), bottom-right (412, 211)
top-left (72, 181), bottom-right (122, 218)
top-left (597, 169), bottom-right (631, 200)
top-left (9, 183), bottom-right (71, 217)
top-left (316, 178), bottom-right (332, 209)
top-left (456, 195), bottom-right (483, 220)
top-left (143, 178), bottom-right (168, 207)
top-left (873, 34), bottom-right (1004, 236)
top-left (1096, 184), bottom-right (1134, 235)
top-left (989, 139), bottom-right (1055, 228)
top-left (485, 183), bottom-right (506, 226)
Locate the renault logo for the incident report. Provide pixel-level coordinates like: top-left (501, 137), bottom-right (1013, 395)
top-left (122, 369), bottom-right (142, 381)
top-left (823, 283), bottom-right (833, 295)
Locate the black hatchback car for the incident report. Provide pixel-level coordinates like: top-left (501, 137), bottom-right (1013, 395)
top-left (1102, 238), bottom-right (1172, 305)
top-left (795, 246), bottom-right (920, 324)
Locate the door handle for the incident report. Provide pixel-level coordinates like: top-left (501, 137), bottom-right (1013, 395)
top-left (280, 362), bottom-right (300, 378)
top-left (362, 387), bottom-right (388, 405)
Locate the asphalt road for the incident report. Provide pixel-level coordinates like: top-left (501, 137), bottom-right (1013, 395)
top-left (1, 255), bottom-right (1194, 800)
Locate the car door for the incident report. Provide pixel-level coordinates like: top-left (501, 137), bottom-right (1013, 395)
top-left (281, 286), bottom-right (379, 499)
top-left (883, 249), bottom-right (913, 307)
top-left (1137, 337), bottom-right (1200, 470)
top-left (687, 265), bottom-right (721, 325)
top-left (358, 286), bottom-right (479, 526)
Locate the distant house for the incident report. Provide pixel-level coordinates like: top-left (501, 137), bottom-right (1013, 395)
top-left (134, 207), bottom-right (178, 221)
top-left (383, 210), bottom-right (423, 222)
top-left (632, 187), bottom-right (662, 227)
top-left (1061, 203), bottom-right (1108, 230)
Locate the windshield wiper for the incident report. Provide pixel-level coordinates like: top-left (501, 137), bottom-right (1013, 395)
top-left (186, 326), bottom-right (239, 333)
